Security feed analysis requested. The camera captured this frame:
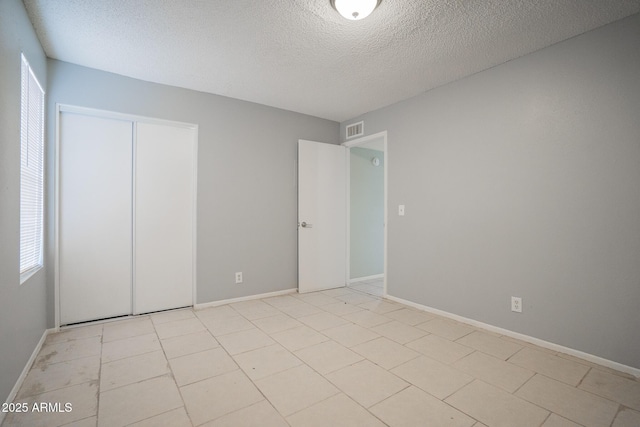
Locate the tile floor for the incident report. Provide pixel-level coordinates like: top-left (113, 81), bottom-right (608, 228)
top-left (348, 278), bottom-right (384, 297)
top-left (3, 287), bottom-right (640, 427)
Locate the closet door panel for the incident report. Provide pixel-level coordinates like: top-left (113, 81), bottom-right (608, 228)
top-left (59, 113), bottom-right (133, 324)
top-left (134, 122), bottom-right (195, 314)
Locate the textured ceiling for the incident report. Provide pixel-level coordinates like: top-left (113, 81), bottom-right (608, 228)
top-left (24, 0), bottom-right (640, 122)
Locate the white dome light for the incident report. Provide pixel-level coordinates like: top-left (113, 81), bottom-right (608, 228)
top-left (331, 0), bottom-right (381, 21)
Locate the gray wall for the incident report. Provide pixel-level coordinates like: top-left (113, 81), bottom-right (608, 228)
top-left (350, 147), bottom-right (384, 279)
top-left (0, 0), bottom-right (49, 403)
top-left (341, 14), bottom-right (640, 369)
top-left (46, 60), bottom-right (339, 323)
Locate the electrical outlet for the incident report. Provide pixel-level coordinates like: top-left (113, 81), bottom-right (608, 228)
top-left (511, 296), bottom-right (522, 313)
top-left (398, 205), bottom-right (405, 216)
top-left (235, 272), bottom-right (243, 284)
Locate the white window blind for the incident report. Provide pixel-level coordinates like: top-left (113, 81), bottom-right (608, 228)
top-left (20, 54), bottom-right (45, 280)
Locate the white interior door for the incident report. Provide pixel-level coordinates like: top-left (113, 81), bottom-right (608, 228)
top-left (134, 122), bottom-right (196, 314)
top-left (298, 140), bottom-right (346, 293)
top-left (59, 112), bottom-right (133, 324)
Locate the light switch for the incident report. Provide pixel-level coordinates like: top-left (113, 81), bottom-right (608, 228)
top-left (398, 205), bottom-right (405, 216)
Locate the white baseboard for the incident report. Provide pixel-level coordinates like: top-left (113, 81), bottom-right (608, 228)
top-left (194, 288), bottom-right (297, 310)
top-left (385, 294), bottom-right (640, 379)
top-left (349, 274), bottom-right (384, 284)
top-left (1, 328), bottom-right (54, 425)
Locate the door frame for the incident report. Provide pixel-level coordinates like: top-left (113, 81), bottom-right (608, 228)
top-left (54, 104), bottom-right (199, 328)
top-left (342, 131), bottom-right (388, 296)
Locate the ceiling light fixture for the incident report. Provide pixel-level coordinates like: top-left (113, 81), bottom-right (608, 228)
top-left (331, 0), bottom-right (381, 21)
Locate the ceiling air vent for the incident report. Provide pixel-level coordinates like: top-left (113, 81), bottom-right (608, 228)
top-left (345, 121), bottom-right (364, 139)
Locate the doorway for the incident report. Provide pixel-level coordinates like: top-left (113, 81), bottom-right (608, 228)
top-left (344, 132), bottom-right (387, 297)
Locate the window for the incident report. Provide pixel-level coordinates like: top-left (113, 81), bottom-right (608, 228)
top-left (20, 53), bottom-right (45, 282)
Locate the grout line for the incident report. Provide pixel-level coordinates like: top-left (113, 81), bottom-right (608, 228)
top-left (154, 309), bottom-right (195, 427)
top-left (576, 367), bottom-right (591, 388)
top-left (95, 324), bottom-right (104, 425)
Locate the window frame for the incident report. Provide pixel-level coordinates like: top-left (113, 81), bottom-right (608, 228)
top-left (19, 53), bottom-right (45, 284)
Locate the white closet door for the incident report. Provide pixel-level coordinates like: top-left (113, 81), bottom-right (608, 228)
top-left (134, 122), bottom-right (195, 314)
top-left (59, 113), bottom-right (133, 324)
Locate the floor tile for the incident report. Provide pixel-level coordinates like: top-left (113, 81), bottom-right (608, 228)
top-left (556, 353), bottom-right (638, 381)
top-left (357, 300), bottom-right (402, 314)
top-left (169, 347), bottom-right (238, 386)
top-left (181, 370), bottom-right (263, 426)
top-left (251, 313), bottom-right (303, 334)
top-left (201, 315), bottom-right (255, 336)
top-left (384, 308), bottom-right (434, 325)
top-left (352, 284), bottom-right (383, 296)
top-left (271, 325), bottom-right (329, 352)
top-left (371, 320), bottom-right (428, 344)
top-left (203, 400), bottom-right (288, 427)
top-left (153, 317), bottom-right (205, 340)
top-left (263, 295), bottom-right (305, 309)
top-left (298, 312), bottom-right (350, 331)
top-left (62, 416), bottom-right (98, 427)
top-left (515, 374), bottom-right (619, 427)
top-left (234, 343), bottom-right (302, 380)
top-left (35, 336), bottom-right (102, 365)
top-left (127, 407), bottom-right (191, 427)
top-left (46, 324), bottom-right (103, 345)
top-left (416, 317), bottom-right (474, 340)
top-left (342, 311), bottom-right (392, 328)
top-left (326, 360), bottom-right (409, 408)
top-left (98, 376), bottom-right (183, 427)
top-left (102, 333), bottom-right (161, 363)
top-left (612, 408), bottom-right (640, 427)
top-left (150, 308), bottom-right (195, 325)
top-left (217, 328), bottom-right (275, 355)
top-left (542, 414), bottom-right (583, 427)
top-left (294, 293), bottom-right (340, 307)
top-left (102, 318), bottom-right (154, 342)
top-left (406, 333), bottom-right (474, 364)
top-left (322, 323), bottom-right (379, 348)
top-left (453, 351), bottom-right (534, 392)
top-left (230, 300), bottom-right (281, 320)
top-left (508, 346), bottom-right (589, 386)
top-left (18, 356), bottom-right (100, 398)
top-left (456, 331), bottom-right (522, 360)
top-left (361, 286), bottom-right (383, 296)
top-left (100, 350), bottom-right (170, 391)
top-left (277, 302), bottom-right (324, 318)
top-left (160, 329), bottom-right (219, 359)
top-left (392, 356), bottom-right (473, 399)
top-left (195, 305), bottom-right (238, 321)
top-left (294, 340), bottom-right (363, 374)
top-left (352, 337), bottom-right (420, 369)
top-left (501, 335), bottom-right (559, 355)
top-left (255, 365), bottom-right (339, 417)
top-left (287, 393), bottom-right (386, 427)
top-left (579, 368), bottom-right (640, 411)
top-left (321, 301), bottom-right (364, 316)
top-left (349, 283), bottom-right (374, 293)
top-left (335, 293), bottom-right (378, 305)
top-left (446, 380), bottom-right (549, 427)
top-left (320, 287), bottom-right (354, 297)
top-left (5, 382), bottom-right (98, 427)
top-left (371, 386), bottom-right (475, 427)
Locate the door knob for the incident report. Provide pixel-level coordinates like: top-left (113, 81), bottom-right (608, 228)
top-left (301, 221), bottom-right (313, 228)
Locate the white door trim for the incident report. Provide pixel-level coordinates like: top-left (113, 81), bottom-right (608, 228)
top-left (54, 104), bottom-right (199, 328)
top-left (342, 131), bottom-right (388, 297)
